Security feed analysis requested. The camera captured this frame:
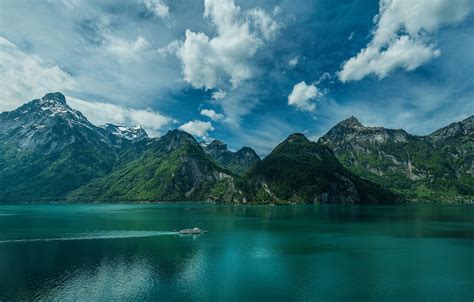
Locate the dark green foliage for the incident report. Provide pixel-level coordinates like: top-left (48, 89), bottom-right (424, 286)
top-left (68, 130), bottom-right (244, 203)
top-left (0, 141), bottom-right (115, 202)
top-left (244, 134), bottom-right (397, 204)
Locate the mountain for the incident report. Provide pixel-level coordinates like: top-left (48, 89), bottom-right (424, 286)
top-left (429, 116), bottom-right (473, 177)
top-left (0, 93), bottom-right (120, 201)
top-left (203, 140), bottom-right (260, 175)
top-left (244, 133), bottom-right (397, 204)
top-left (319, 116), bottom-right (474, 202)
top-left (2, 92), bottom-right (470, 204)
top-left (68, 130), bottom-right (246, 203)
top-left (100, 123), bottom-right (148, 142)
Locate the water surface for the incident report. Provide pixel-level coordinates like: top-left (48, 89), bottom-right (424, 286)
top-left (0, 204), bottom-right (473, 301)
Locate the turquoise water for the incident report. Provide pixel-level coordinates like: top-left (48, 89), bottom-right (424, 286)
top-left (0, 204), bottom-right (473, 301)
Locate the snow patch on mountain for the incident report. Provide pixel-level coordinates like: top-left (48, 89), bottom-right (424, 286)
top-left (100, 123), bottom-right (148, 141)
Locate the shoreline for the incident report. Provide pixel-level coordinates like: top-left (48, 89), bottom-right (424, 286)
top-left (0, 200), bottom-right (473, 206)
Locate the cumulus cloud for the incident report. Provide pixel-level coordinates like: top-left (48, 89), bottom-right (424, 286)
top-left (341, 36), bottom-right (441, 81)
top-left (179, 120), bottom-right (214, 138)
top-left (68, 97), bottom-right (172, 137)
top-left (0, 36), bottom-right (79, 112)
top-left (339, 0), bottom-right (474, 82)
top-left (141, 0), bottom-right (169, 18)
top-left (165, 0), bottom-right (279, 90)
top-left (0, 36), bottom-right (172, 136)
top-left (158, 40), bottom-right (181, 57)
top-left (211, 90), bottom-right (227, 100)
top-left (288, 81), bottom-right (321, 112)
top-left (200, 108), bottom-right (224, 121)
top-left (104, 35), bottom-right (152, 62)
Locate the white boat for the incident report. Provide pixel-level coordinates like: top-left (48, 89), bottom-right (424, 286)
top-left (178, 227), bottom-right (205, 235)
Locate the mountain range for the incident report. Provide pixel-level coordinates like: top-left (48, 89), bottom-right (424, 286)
top-left (0, 93), bottom-right (472, 204)
top-left (319, 116), bottom-right (473, 202)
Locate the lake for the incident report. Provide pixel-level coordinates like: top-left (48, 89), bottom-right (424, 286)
top-left (0, 204), bottom-right (473, 301)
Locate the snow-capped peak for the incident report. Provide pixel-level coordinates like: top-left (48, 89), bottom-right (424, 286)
top-left (101, 123), bottom-right (148, 141)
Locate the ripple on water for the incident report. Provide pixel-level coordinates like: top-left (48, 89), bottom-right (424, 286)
top-left (0, 230), bottom-right (177, 244)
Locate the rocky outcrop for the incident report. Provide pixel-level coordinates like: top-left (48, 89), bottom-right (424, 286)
top-left (319, 116), bottom-right (474, 202)
top-left (203, 140), bottom-right (260, 175)
top-left (100, 123), bottom-right (148, 142)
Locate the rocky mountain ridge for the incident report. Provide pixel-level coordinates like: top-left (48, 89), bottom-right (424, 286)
top-left (319, 116), bottom-right (473, 202)
top-left (202, 140), bottom-right (260, 175)
top-left (100, 123), bottom-right (148, 142)
top-left (0, 93), bottom-right (471, 203)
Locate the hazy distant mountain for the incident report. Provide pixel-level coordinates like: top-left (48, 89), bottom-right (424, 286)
top-left (203, 140), bottom-right (260, 175)
top-left (319, 116), bottom-right (474, 202)
top-left (245, 133), bottom-right (396, 204)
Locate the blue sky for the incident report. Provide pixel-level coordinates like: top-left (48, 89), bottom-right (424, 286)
top-left (1, 0), bottom-right (473, 154)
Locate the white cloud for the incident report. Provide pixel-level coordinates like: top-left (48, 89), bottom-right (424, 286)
top-left (142, 0), bottom-right (169, 18)
top-left (104, 35), bottom-right (152, 62)
top-left (211, 90), bottom-right (227, 100)
top-left (0, 36), bottom-right (173, 137)
top-left (246, 7), bottom-right (280, 40)
top-left (288, 81), bottom-right (321, 112)
top-left (167, 0), bottom-right (279, 90)
top-left (339, 0), bottom-right (474, 82)
top-left (0, 36), bottom-right (173, 136)
top-left (179, 120), bottom-right (214, 138)
top-left (0, 36), bottom-right (79, 112)
top-left (200, 108), bottom-right (224, 121)
top-left (68, 97), bottom-right (172, 137)
top-left (340, 36), bottom-right (441, 81)
top-left (288, 56), bottom-right (299, 68)
top-left (158, 40), bottom-right (181, 57)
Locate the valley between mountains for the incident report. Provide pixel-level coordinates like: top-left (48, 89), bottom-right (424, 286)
top-left (0, 93), bottom-right (472, 204)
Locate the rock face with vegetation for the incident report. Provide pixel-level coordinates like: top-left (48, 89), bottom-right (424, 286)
top-left (244, 133), bottom-right (396, 204)
top-left (0, 93), bottom-right (119, 201)
top-left (203, 140), bottom-right (260, 175)
top-left (1, 93), bottom-right (471, 204)
top-left (68, 130), bottom-right (246, 203)
top-left (319, 116), bottom-right (474, 203)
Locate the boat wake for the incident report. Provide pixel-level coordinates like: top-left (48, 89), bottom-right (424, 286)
top-left (0, 231), bottom-right (177, 244)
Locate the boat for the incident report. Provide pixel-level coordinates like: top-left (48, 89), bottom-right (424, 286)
top-left (178, 227), bottom-right (206, 235)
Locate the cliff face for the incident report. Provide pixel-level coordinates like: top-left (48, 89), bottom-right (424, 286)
top-left (319, 116), bottom-right (474, 202)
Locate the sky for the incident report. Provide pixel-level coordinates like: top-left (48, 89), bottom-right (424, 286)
top-left (1, 0), bottom-right (473, 155)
